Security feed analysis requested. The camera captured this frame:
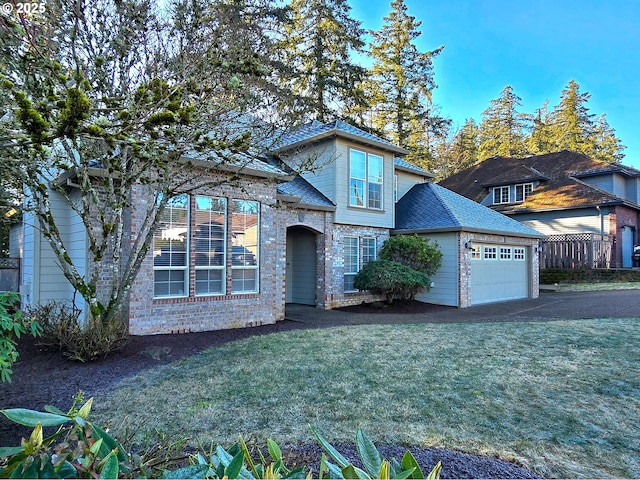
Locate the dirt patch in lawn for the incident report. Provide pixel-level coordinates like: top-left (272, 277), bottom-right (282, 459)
top-left (1, 320), bottom-right (541, 479)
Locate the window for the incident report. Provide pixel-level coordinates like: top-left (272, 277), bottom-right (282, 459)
top-left (154, 195), bottom-right (189, 297)
top-left (231, 200), bottom-right (259, 293)
top-left (515, 183), bottom-right (533, 202)
top-left (344, 236), bottom-right (359, 292)
top-left (483, 246), bottom-right (497, 260)
top-left (514, 248), bottom-right (526, 260)
top-left (349, 149), bottom-right (384, 209)
top-left (493, 186), bottom-right (510, 204)
top-left (500, 247), bottom-right (512, 260)
top-left (362, 237), bottom-right (376, 266)
top-left (471, 245), bottom-right (481, 259)
top-left (393, 174), bottom-right (398, 203)
top-left (344, 236), bottom-right (377, 292)
top-left (194, 196), bottom-right (226, 295)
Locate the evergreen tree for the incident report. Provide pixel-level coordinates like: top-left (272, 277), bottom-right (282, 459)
top-left (526, 100), bottom-right (556, 154)
top-left (478, 85), bottom-right (528, 159)
top-left (368, 0), bottom-right (445, 156)
top-left (550, 79), bottom-right (595, 154)
top-left (281, 0), bottom-right (366, 122)
top-left (590, 113), bottom-right (626, 163)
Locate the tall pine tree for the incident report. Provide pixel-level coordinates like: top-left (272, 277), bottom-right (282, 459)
top-left (478, 85), bottom-right (528, 160)
top-left (280, 0), bottom-right (366, 122)
top-left (550, 79), bottom-right (595, 154)
top-left (526, 100), bottom-right (556, 155)
top-left (368, 0), bottom-right (445, 162)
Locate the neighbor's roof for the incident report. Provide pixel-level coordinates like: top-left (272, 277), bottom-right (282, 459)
top-left (394, 182), bottom-right (545, 238)
top-left (394, 157), bottom-right (434, 178)
top-left (271, 120), bottom-right (409, 155)
top-left (439, 150), bottom-right (640, 213)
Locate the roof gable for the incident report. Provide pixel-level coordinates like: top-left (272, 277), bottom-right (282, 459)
top-left (395, 183), bottom-right (544, 238)
top-left (271, 120), bottom-right (409, 155)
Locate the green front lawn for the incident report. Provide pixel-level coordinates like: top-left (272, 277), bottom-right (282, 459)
top-left (95, 318), bottom-right (640, 478)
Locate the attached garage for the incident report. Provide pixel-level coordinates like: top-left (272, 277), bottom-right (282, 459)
top-left (394, 183), bottom-right (544, 308)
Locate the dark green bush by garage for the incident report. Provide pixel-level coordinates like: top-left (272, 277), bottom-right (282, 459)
top-left (541, 268), bottom-right (640, 284)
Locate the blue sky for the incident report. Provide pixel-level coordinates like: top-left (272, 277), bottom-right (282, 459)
top-left (348, 0), bottom-right (640, 169)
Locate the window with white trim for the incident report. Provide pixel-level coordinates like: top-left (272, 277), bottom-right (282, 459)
top-left (393, 174), bottom-right (398, 202)
top-left (344, 236), bottom-right (359, 292)
top-left (493, 186), bottom-right (510, 204)
top-left (231, 200), bottom-right (259, 293)
top-left (515, 183), bottom-right (534, 202)
top-left (194, 196), bottom-right (226, 295)
top-left (514, 247), bottom-right (526, 260)
top-left (154, 195), bottom-right (189, 297)
top-left (471, 245), bottom-right (481, 259)
top-left (500, 247), bottom-right (512, 260)
top-left (344, 236), bottom-right (378, 292)
top-left (349, 149), bottom-right (383, 209)
top-left (483, 246), bottom-right (497, 259)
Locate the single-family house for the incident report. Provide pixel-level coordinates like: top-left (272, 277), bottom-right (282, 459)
top-left (439, 151), bottom-right (640, 268)
top-left (17, 120), bottom-right (544, 335)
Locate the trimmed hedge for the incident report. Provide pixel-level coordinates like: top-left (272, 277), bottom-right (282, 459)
top-left (541, 268), bottom-right (640, 284)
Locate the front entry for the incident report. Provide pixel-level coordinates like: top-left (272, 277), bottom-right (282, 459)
top-left (286, 227), bottom-right (317, 305)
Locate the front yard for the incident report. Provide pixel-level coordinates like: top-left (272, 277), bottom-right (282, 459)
top-left (93, 318), bottom-right (640, 478)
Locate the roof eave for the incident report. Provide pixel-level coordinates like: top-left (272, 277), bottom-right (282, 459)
top-left (392, 226), bottom-right (545, 239)
top-left (273, 129), bottom-right (409, 155)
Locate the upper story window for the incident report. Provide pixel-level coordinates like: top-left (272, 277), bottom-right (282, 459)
top-left (349, 149), bottom-right (383, 209)
top-left (515, 183), bottom-right (534, 202)
top-left (493, 186), bottom-right (509, 204)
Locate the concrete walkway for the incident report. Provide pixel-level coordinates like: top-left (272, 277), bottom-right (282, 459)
top-left (285, 289), bottom-right (640, 326)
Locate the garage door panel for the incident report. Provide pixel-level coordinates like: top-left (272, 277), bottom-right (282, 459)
top-left (470, 244), bottom-right (528, 305)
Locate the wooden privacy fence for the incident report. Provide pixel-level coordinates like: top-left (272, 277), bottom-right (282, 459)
top-left (540, 233), bottom-right (613, 269)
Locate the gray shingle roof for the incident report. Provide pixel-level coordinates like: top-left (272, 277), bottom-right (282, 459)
top-left (394, 157), bottom-right (434, 177)
top-left (271, 120), bottom-right (409, 155)
top-left (183, 150), bottom-right (289, 178)
top-left (277, 175), bottom-right (335, 210)
top-left (395, 183), bottom-right (545, 238)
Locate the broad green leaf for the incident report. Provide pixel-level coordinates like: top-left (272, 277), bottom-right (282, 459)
top-left (341, 464), bottom-right (366, 479)
top-left (239, 434), bottom-right (259, 478)
top-left (225, 450), bottom-right (245, 479)
top-left (161, 464), bottom-right (210, 479)
top-left (323, 459), bottom-right (344, 479)
top-left (0, 446), bottom-right (24, 457)
top-left (310, 425), bottom-right (350, 468)
top-left (90, 437), bottom-right (104, 455)
top-left (99, 452), bottom-right (119, 480)
top-left (355, 430), bottom-right (382, 478)
top-left (91, 423), bottom-right (127, 463)
top-left (426, 461), bottom-right (441, 480)
top-left (1, 408), bottom-right (70, 427)
top-left (57, 461), bottom-right (79, 478)
top-left (400, 451), bottom-right (424, 479)
top-left (215, 445), bottom-right (253, 479)
top-left (44, 405), bottom-right (66, 416)
top-left (392, 468), bottom-right (418, 480)
top-left (267, 438), bottom-right (282, 462)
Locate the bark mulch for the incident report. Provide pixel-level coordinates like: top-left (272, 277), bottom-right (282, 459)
top-left (1, 310), bottom-right (542, 479)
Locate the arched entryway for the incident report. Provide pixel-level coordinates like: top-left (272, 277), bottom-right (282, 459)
top-left (286, 226), bottom-right (318, 305)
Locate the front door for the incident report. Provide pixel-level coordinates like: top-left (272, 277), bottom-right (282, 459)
top-left (285, 227), bottom-right (317, 305)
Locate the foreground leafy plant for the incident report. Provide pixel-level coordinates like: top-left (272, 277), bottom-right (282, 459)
top-left (0, 291), bottom-right (42, 382)
top-left (311, 425), bottom-right (441, 479)
top-left (0, 392), bottom-right (127, 478)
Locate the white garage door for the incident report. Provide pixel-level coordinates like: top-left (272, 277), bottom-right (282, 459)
top-left (470, 244), bottom-right (529, 305)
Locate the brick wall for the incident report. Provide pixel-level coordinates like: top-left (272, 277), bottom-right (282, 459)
top-left (127, 176), bottom-right (284, 335)
top-left (609, 205), bottom-right (639, 268)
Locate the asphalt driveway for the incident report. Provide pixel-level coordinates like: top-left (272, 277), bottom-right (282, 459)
top-left (285, 289), bottom-right (640, 326)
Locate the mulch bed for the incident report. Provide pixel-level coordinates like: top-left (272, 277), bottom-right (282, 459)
top-left (1, 317), bottom-right (542, 479)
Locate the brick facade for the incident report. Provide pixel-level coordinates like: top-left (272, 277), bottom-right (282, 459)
top-left (609, 205), bottom-right (639, 268)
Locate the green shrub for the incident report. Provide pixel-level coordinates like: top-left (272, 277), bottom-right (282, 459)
top-left (28, 302), bottom-right (129, 362)
top-left (380, 236), bottom-right (443, 276)
top-left (0, 292), bottom-right (42, 383)
top-left (311, 425), bottom-right (441, 480)
top-left (353, 259), bottom-right (430, 303)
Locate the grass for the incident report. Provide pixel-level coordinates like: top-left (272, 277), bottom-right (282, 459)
top-left (94, 318), bottom-right (640, 478)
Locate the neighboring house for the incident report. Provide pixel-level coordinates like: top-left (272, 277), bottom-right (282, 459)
top-left (439, 151), bottom-right (640, 268)
top-left (17, 120), bottom-right (544, 335)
